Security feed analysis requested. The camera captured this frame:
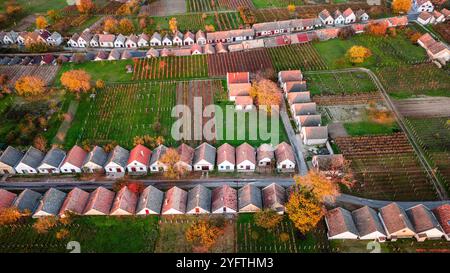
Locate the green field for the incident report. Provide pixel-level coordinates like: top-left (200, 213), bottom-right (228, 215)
top-left (304, 71), bottom-right (378, 96)
top-left (0, 216), bottom-right (159, 253)
top-left (330, 239), bottom-right (450, 253)
top-left (64, 82), bottom-right (177, 149)
top-left (343, 121), bottom-right (400, 136)
top-left (268, 43), bottom-right (328, 71)
top-left (237, 214), bottom-right (330, 253)
top-left (313, 33), bottom-right (428, 69)
top-left (251, 0), bottom-right (304, 8)
top-left (375, 63), bottom-right (450, 99)
top-left (56, 60), bottom-right (134, 85)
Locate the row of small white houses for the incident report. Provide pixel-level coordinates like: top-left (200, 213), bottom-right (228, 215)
top-left (325, 203), bottom-right (450, 242)
top-left (226, 70), bottom-right (328, 146)
top-left (0, 183), bottom-right (288, 217)
top-left (0, 142), bottom-right (296, 175)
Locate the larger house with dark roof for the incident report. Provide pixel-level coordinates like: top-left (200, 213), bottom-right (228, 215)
top-left (406, 204), bottom-right (444, 241)
top-left (352, 206), bottom-right (387, 241)
top-left (13, 189), bottom-right (42, 213)
top-left (136, 185), bottom-right (164, 215)
top-left (104, 146), bottom-right (130, 173)
top-left (37, 148), bottom-right (66, 174)
top-left (379, 203), bottom-right (416, 240)
top-left (186, 185), bottom-right (211, 214)
top-left (211, 185), bottom-right (238, 214)
top-left (262, 183), bottom-right (286, 214)
top-left (33, 188), bottom-right (67, 218)
top-left (15, 147), bottom-right (45, 174)
top-left (238, 184), bottom-right (262, 212)
top-left (0, 146), bottom-right (24, 174)
top-left (83, 146), bottom-right (108, 173)
top-left (325, 207), bottom-right (359, 240)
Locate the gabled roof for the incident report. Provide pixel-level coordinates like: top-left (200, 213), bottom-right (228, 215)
top-left (319, 9), bottom-right (332, 20)
top-left (115, 34), bottom-right (126, 43)
top-left (83, 187), bottom-right (115, 214)
top-left (177, 143), bottom-right (194, 166)
top-left (83, 146), bottom-right (108, 167)
top-left (138, 33), bottom-right (149, 42)
top-left (128, 144), bottom-right (151, 166)
top-left (297, 114), bottom-right (321, 127)
top-left (262, 183), bottom-right (286, 211)
top-left (69, 33), bottom-right (80, 42)
top-left (13, 189), bottom-right (42, 213)
top-left (217, 143), bottom-right (235, 165)
top-left (279, 70), bottom-right (302, 83)
top-left (355, 9), bottom-right (368, 18)
top-left (106, 146), bottom-right (129, 168)
top-left (416, 0), bottom-right (431, 5)
top-left (333, 9), bottom-right (343, 19)
top-left (236, 143), bottom-right (256, 165)
top-left (109, 48), bottom-right (121, 60)
top-left (187, 185), bottom-right (211, 212)
top-left (442, 8), bottom-right (450, 17)
top-left (428, 41), bottom-right (448, 55)
top-left (275, 142), bottom-right (295, 163)
top-left (151, 32), bottom-right (161, 40)
top-left (204, 44), bottom-right (215, 54)
top-left (79, 31), bottom-right (93, 42)
top-left (0, 189), bottom-right (17, 209)
top-left (238, 184), bottom-right (262, 210)
top-left (257, 144), bottom-right (274, 162)
top-left (184, 31), bottom-right (195, 40)
top-left (174, 31), bottom-right (184, 40)
top-left (110, 186), bottom-right (138, 214)
top-left (303, 126), bottom-right (328, 140)
top-left (352, 206), bottom-right (386, 237)
top-left (216, 42), bottom-right (228, 53)
top-left (137, 185), bottom-right (164, 214)
top-left (196, 30), bottom-right (206, 39)
top-left (229, 83), bottom-right (251, 97)
top-left (406, 204), bottom-right (442, 233)
top-left (312, 154), bottom-right (344, 171)
top-left (19, 146), bottom-right (44, 169)
top-left (173, 48), bottom-right (191, 56)
top-left (150, 145), bottom-right (168, 166)
top-left (62, 145), bottom-right (88, 168)
top-left (59, 187), bottom-right (89, 216)
top-left (146, 48), bottom-right (159, 57)
top-left (211, 185), bottom-right (237, 212)
top-left (227, 72), bottom-right (249, 84)
top-left (162, 186), bottom-right (187, 214)
top-left (99, 34), bottom-right (115, 43)
top-left (326, 207), bottom-right (359, 237)
top-left (343, 8), bottom-right (354, 18)
top-left (206, 29), bottom-right (255, 41)
top-left (35, 188), bottom-right (66, 216)
top-left (121, 49), bottom-right (132, 59)
top-left (235, 96), bottom-right (253, 106)
top-left (284, 81), bottom-right (307, 92)
top-left (42, 54), bottom-right (55, 64)
top-left (126, 34), bottom-right (139, 43)
top-left (191, 43), bottom-right (202, 53)
top-left (40, 148), bottom-right (66, 168)
top-left (379, 202), bottom-right (415, 234)
top-left (287, 91), bottom-right (310, 104)
top-left (193, 142), bottom-right (216, 165)
top-left (418, 33), bottom-right (436, 48)
top-left (96, 50), bottom-right (109, 60)
top-left (292, 102), bottom-right (317, 115)
top-left (419, 11), bottom-right (432, 21)
top-left (433, 204), bottom-right (450, 235)
top-left (0, 146), bottom-right (23, 168)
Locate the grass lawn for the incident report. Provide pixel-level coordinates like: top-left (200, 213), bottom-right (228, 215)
top-left (64, 81), bottom-right (177, 149)
top-left (304, 71), bottom-right (378, 96)
top-left (330, 238), bottom-right (450, 253)
top-left (214, 102), bottom-right (289, 147)
top-left (0, 216), bottom-right (159, 253)
top-left (251, 0), bottom-right (304, 8)
top-left (149, 13), bottom-right (216, 32)
top-left (56, 60), bottom-right (134, 85)
top-left (343, 121), bottom-right (400, 136)
top-left (313, 33), bottom-right (428, 69)
top-left (237, 214), bottom-right (330, 253)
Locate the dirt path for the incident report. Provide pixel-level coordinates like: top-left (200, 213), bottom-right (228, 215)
top-left (393, 97), bottom-right (450, 118)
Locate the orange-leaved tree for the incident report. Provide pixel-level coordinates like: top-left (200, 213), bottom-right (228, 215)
top-left (60, 70), bottom-right (92, 94)
top-left (169, 17), bottom-right (178, 33)
top-left (346, 46), bottom-right (372, 64)
top-left (366, 22), bottom-right (388, 36)
top-left (249, 77), bottom-right (282, 113)
top-left (254, 209), bottom-right (283, 230)
top-left (0, 207), bottom-right (22, 225)
top-left (77, 0), bottom-right (95, 14)
top-left (15, 75), bottom-right (46, 97)
top-left (185, 220), bottom-right (223, 250)
top-left (36, 16), bottom-right (48, 29)
top-left (160, 148), bottom-right (187, 179)
top-left (104, 17), bottom-right (118, 33)
top-left (392, 0), bottom-right (412, 14)
top-left (118, 18), bottom-right (135, 35)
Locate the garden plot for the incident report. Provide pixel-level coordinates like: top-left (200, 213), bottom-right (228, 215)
top-left (217, 0), bottom-right (255, 10)
top-left (312, 93), bottom-right (383, 106)
top-left (237, 214), bottom-right (330, 253)
top-left (336, 133), bottom-right (438, 201)
top-left (0, 65), bottom-right (60, 86)
top-left (394, 97), bottom-right (450, 118)
top-left (65, 82), bottom-right (178, 148)
top-left (215, 12), bottom-right (243, 31)
top-left (140, 0), bottom-right (186, 16)
top-left (325, 105), bottom-right (370, 123)
top-left (207, 48), bottom-right (274, 77)
top-left (304, 71), bottom-right (378, 96)
top-left (375, 63), bottom-right (450, 99)
top-left (132, 55), bottom-right (208, 81)
top-left (405, 117), bottom-right (450, 194)
top-left (268, 43), bottom-right (328, 71)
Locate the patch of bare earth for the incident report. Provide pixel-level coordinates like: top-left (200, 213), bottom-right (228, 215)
top-left (393, 97), bottom-right (450, 118)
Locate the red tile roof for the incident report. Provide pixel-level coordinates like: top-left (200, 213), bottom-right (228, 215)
top-left (62, 145), bottom-right (87, 168)
top-left (275, 35), bottom-right (291, 45)
top-left (59, 187), bottom-right (89, 216)
top-left (162, 186), bottom-right (187, 213)
top-left (83, 187), bottom-right (115, 215)
top-left (229, 83), bottom-right (251, 97)
top-left (297, 33), bottom-right (310, 43)
top-left (127, 144), bottom-right (151, 166)
top-left (275, 142), bottom-right (295, 163)
top-left (235, 96), bottom-right (253, 106)
top-left (211, 184), bottom-right (237, 212)
top-left (343, 8), bottom-right (354, 17)
top-left (236, 143), bottom-right (256, 165)
top-left (217, 143), bottom-right (235, 165)
top-left (110, 186), bottom-right (138, 214)
top-left (433, 204), bottom-right (450, 235)
top-left (279, 70), bottom-right (302, 83)
top-left (0, 189), bottom-right (17, 209)
top-left (177, 143), bottom-right (194, 165)
top-left (418, 33), bottom-right (436, 48)
top-left (227, 72), bottom-right (249, 84)
top-left (379, 202), bottom-right (414, 234)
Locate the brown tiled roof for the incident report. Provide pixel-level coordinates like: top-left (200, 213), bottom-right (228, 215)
top-left (326, 207), bottom-right (359, 237)
top-left (319, 9), bottom-right (331, 20)
top-left (343, 8), bottom-right (354, 17)
top-left (127, 144), bottom-right (152, 166)
top-left (292, 102), bottom-right (317, 115)
top-left (191, 44), bottom-right (202, 53)
top-left (0, 189), bottom-right (17, 209)
top-left (83, 187), bottom-right (115, 215)
top-left (312, 154), bottom-right (344, 171)
top-left (303, 126), bottom-right (328, 140)
top-left (418, 33), bottom-right (436, 48)
top-left (99, 34), bottom-right (115, 43)
top-left (177, 143), bottom-right (194, 166)
top-left (227, 72), bottom-right (249, 84)
top-left (235, 96), bottom-right (253, 106)
top-left (229, 83), bottom-right (251, 97)
top-left (162, 186), bottom-right (187, 213)
top-left (257, 144), bottom-right (274, 162)
top-left (110, 186), bottom-right (138, 214)
top-left (61, 145), bottom-right (87, 168)
top-left (284, 81), bottom-right (307, 93)
top-left (428, 41), bottom-right (448, 55)
top-left (262, 183), bottom-right (286, 211)
top-left (275, 142), bottom-right (295, 163)
top-left (59, 187), bottom-right (89, 216)
top-left (211, 184), bottom-right (237, 212)
top-left (379, 203), bottom-right (414, 234)
top-left (419, 11), bottom-right (432, 21)
top-left (433, 204), bottom-right (450, 235)
top-left (236, 143), bottom-right (256, 165)
top-left (406, 204), bottom-right (441, 233)
top-left (279, 70), bottom-right (302, 83)
top-left (352, 206), bottom-right (386, 237)
top-left (217, 143), bottom-right (235, 165)
top-left (287, 91), bottom-right (310, 104)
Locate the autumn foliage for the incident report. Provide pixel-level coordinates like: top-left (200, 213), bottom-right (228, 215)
top-left (104, 17), bottom-right (118, 33)
top-left (160, 148), bottom-right (188, 179)
top-left (285, 188), bottom-right (324, 233)
top-left (185, 220), bottom-right (223, 250)
top-left (0, 207), bottom-right (22, 225)
top-left (392, 0), bottom-right (412, 14)
top-left (366, 22), bottom-right (388, 36)
top-left (119, 18), bottom-right (135, 35)
top-left (169, 17), bottom-right (178, 33)
top-left (254, 209), bottom-right (283, 230)
top-left (60, 70), bottom-right (92, 93)
top-left (293, 172), bottom-right (339, 202)
top-left (15, 76), bottom-right (46, 97)
top-left (36, 16), bottom-right (48, 29)
top-left (249, 77), bottom-right (282, 113)
top-left (77, 0), bottom-right (96, 14)
top-left (33, 216), bottom-right (58, 233)
top-left (346, 46), bottom-right (372, 64)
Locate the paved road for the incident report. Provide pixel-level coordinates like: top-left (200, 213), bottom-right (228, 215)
top-left (306, 68), bottom-right (448, 200)
top-left (279, 101), bottom-right (309, 176)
